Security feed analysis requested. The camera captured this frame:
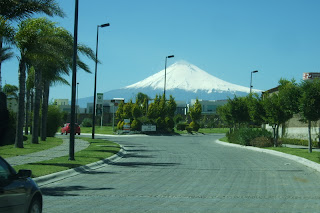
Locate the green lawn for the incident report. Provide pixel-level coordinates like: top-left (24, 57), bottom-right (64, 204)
top-left (266, 147), bottom-right (320, 164)
top-left (80, 126), bottom-right (115, 134)
top-left (218, 137), bottom-right (320, 164)
top-left (12, 137), bottom-right (120, 178)
top-left (0, 136), bottom-right (63, 158)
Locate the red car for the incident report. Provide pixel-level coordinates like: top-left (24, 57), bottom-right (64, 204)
top-left (61, 123), bottom-right (81, 135)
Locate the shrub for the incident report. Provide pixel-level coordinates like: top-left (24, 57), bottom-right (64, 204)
top-left (186, 126), bottom-right (193, 133)
top-left (176, 122), bottom-right (188, 131)
top-left (117, 121), bottom-right (124, 130)
top-left (189, 121), bottom-right (200, 132)
top-left (227, 128), bottom-right (272, 146)
top-left (131, 119), bottom-right (141, 131)
top-left (46, 105), bottom-right (63, 137)
top-left (250, 136), bottom-right (273, 148)
top-left (279, 138), bottom-right (318, 147)
top-left (81, 118), bottom-right (92, 127)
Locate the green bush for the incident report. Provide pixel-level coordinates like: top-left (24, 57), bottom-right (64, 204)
top-left (81, 118), bottom-right (92, 127)
top-left (189, 121), bottom-right (200, 132)
top-left (279, 138), bottom-right (318, 147)
top-left (250, 136), bottom-right (273, 148)
top-left (176, 122), bottom-right (188, 131)
top-left (117, 121), bottom-right (124, 130)
top-left (186, 126), bottom-right (193, 133)
top-left (46, 105), bottom-right (63, 137)
top-left (227, 128), bottom-right (272, 146)
top-left (131, 119), bottom-right (141, 131)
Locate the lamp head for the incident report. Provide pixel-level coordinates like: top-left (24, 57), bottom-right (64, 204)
top-left (252, 70), bottom-right (258, 73)
top-left (167, 55), bottom-right (174, 58)
top-left (100, 23), bottom-right (110, 28)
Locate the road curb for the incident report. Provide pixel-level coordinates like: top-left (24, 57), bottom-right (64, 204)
top-left (34, 145), bottom-right (126, 187)
top-left (215, 139), bottom-right (320, 173)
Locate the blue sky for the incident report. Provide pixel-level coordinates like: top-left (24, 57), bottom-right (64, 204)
top-left (2, 0), bottom-right (320, 101)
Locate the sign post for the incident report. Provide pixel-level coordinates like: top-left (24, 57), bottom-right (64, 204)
top-left (97, 93), bottom-right (103, 127)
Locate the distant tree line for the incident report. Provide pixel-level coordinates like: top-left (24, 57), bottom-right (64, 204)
top-left (217, 78), bottom-right (320, 152)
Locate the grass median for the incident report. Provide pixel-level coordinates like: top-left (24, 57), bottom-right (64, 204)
top-left (9, 137), bottom-right (120, 178)
top-left (81, 126), bottom-right (114, 134)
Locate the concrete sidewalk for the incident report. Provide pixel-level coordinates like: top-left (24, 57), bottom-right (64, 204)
top-left (283, 144), bottom-right (320, 152)
top-left (5, 138), bottom-right (90, 166)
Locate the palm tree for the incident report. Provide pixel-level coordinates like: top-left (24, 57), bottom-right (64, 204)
top-left (39, 30), bottom-right (95, 141)
top-left (0, 17), bottom-right (15, 91)
top-left (0, 0), bottom-right (64, 91)
top-left (14, 17), bottom-right (55, 147)
top-left (3, 83), bottom-right (18, 99)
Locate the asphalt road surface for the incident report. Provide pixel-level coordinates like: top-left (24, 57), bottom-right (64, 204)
top-left (41, 134), bottom-right (320, 212)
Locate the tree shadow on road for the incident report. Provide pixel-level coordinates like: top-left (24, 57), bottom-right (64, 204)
top-left (41, 185), bottom-right (115, 196)
top-left (112, 162), bottom-right (180, 168)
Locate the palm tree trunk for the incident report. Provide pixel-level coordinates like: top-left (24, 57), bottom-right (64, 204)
top-left (32, 69), bottom-right (42, 144)
top-left (40, 81), bottom-right (49, 141)
top-left (308, 120), bottom-right (312, 153)
top-left (30, 89), bottom-right (33, 133)
top-left (15, 58), bottom-right (26, 148)
top-left (0, 38), bottom-right (3, 92)
top-left (25, 87), bottom-right (30, 135)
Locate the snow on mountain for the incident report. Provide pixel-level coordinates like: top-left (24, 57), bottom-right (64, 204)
top-left (125, 60), bottom-right (260, 94)
top-left (77, 61), bottom-right (261, 107)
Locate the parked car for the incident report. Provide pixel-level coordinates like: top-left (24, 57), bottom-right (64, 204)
top-left (0, 156), bottom-right (43, 213)
top-left (61, 123), bottom-right (81, 135)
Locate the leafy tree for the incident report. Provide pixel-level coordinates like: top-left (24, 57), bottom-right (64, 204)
top-left (167, 95), bottom-right (177, 118)
top-left (229, 96), bottom-right (250, 128)
top-left (263, 79), bottom-right (301, 147)
top-left (116, 101), bottom-right (124, 120)
top-left (247, 93), bottom-right (265, 125)
top-left (132, 102), bottom-right (142, 119)
top-left (217, 102), bottom-right (234, 129)
top-left (122, 100), bottom-right (133, 120)
top-left (299, 79), bottom-right (320, 153)
top-left (189, 99), bottom-right (202, 123)
top-left (189, 99), bottom-right (202, 132)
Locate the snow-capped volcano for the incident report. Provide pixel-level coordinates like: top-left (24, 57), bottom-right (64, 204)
top-left (78, 61), bottom-right (261, 107)
top-left (125, 60), bottom-right (258, 94)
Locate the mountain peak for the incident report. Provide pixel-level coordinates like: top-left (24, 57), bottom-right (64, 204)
top-left (125, 61), bottom-right (259, 94)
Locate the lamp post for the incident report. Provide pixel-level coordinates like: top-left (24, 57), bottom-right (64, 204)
top-left (164, 55), bottom-right (174, 99)
top-left (76, 82), bottom-right (79, 123)
top-left (69, 0), bottom-right (79, 161)
top-left (92, 23), bottom-right (110, 139)
top-left (250, 70), bottom-right (258, 93)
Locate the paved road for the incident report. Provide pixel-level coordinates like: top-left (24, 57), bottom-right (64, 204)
top-left (41, 134), bottom-right (320, 213)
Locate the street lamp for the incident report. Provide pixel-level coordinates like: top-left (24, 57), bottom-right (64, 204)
top-left (69, 0), bottom-right (79, 160)
top-left (92, 23), bottom-right (110, 139)
top-left (250, 70), bottom-right (258, 93)
top-left (164, 55), bottom-right (174, 99)
top-left (76, 82), bottom-right (79, 123)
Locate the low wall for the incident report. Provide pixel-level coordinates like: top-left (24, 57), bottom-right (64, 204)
top-left (265, 125), bottom-right (320, 141)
